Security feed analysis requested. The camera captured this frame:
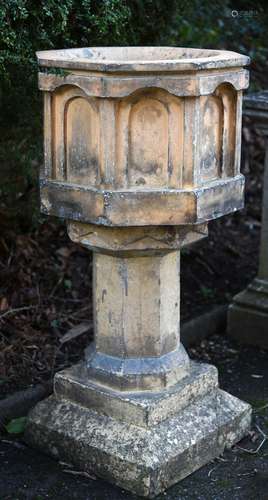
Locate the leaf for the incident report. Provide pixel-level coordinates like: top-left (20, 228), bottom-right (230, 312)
top-left (64, 279), bottom-right (72, 289)
top-left (5, 416), bottom-right (27, 435)
top-left (56, 246), bottom-right (72, 258)
top-left (60, 322), bottom-right (92, 345)
top-left (51, 319), bottom-right (60, 328)
top-left (0, 297), bottom-right (9, 311)
top-left (200, 286), bottom-right (215, 299)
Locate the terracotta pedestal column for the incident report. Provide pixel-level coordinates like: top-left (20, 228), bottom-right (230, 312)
top-left (26, 47), bottom-right (251, 497)
top-left (228, 92), bottom-right (268, 348)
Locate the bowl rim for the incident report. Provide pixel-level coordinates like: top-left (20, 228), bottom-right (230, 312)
top-left (36, 46), bottom-right (250, 73)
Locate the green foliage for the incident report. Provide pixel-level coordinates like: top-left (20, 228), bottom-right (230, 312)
top-left (0, 0), bottom-right (133, 230)
top-left (0, 1), bottom-right (131, 121)
top-left (5, 416), bottom-right (27, 434)
top-left (0, 0), bottom-right (130, 75)
top-left (200, 286), bottom-right (215, 299)
top-left (166, 1), bottom-right (268, 64)
top-left (2, 0), bottom-right (265, 123)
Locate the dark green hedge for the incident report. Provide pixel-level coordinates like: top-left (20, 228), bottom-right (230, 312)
top-left (1, 0), bottom-right (266, 118)
top-left (0, 0), bottom-right (180, 118)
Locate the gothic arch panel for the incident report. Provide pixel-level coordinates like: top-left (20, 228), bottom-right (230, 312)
top-left (50, 85), bottom-right (100, 186)
top-left (65, 97), bottom-right (100, 185)
top-left (116, 88), bottom-right (184, 189)
top-left (128, 97), bottom-right (169, 188)
top-left (199, 94), bottom-right (223, 183)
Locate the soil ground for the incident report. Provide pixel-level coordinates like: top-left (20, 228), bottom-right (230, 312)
top-left (1, 334), bottom-right (268, 500)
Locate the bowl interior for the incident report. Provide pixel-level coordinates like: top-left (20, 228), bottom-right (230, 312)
top-left (42, 46), bottom-right (220, 63)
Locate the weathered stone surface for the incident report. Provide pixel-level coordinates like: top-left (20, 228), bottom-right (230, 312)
top-left (67, 221), bottom-right (208, 255)
top-left (84, 342), bottom-right (190, 392)
top-left (38, 69), bottom-right (249, 99)
top-left (85, 249), bottom-right (191, 392)
top-left (37, 47), bottom-right (250, 73)
top-left (228, 91), bottom-right (268, 347)
top-left (26, 389), bottom-right (251, 498)
top-left (37, 47), bottom-right (249, 227)
top-left (54, 361), bottom-right (218, 427)
top-left (40, 176), bottom-right (245, 227)
top-left (27, 46), bottom-right (251, 497)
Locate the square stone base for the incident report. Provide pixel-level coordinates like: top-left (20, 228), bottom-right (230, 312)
top-left (54, 361), bottom-right (218, 427)
top-left (26, 385), bottom-right (251, 497)
top-left (228, 278), bottom-right (268, 348)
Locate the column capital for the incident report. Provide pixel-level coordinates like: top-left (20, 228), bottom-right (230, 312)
top-left (67, 221), bottom-right (208, 256)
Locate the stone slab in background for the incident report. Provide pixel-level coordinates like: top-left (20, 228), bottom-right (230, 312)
top-left (228, 279), bottom-right (268, 349)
